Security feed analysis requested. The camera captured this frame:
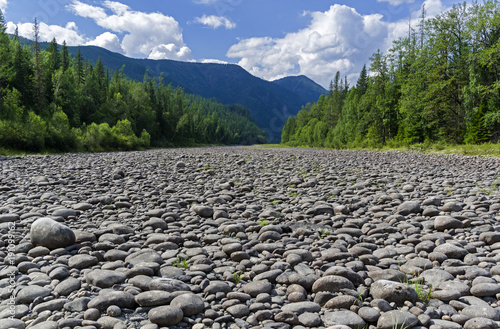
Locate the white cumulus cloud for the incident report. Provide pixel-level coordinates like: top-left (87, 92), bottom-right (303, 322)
top-left (194, 14), bottom-right (236, 29)
top-left (86, 32), bottom-right (123, 53)
top-left (227, 1), bottom-right (448, 88)
top-left (6, 21), bottom-right (86, 46)
top-left (0, 0), bottom-right (7, 13)
top-left (68, 0), bottom-right (191, 60)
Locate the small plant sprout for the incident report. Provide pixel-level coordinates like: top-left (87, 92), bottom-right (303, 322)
top-left (404, 275), bottom-right (433, 303)
top-left (233, 271), bottom-right (242, 284)
top-left (259, 219), bottom-right (270, 226)
top-left (319, 228), bottom-right (330, 237)
top-left (272, 200), bottom-right (279, 206)
top-left (173, 257), bottom-right (189, 269)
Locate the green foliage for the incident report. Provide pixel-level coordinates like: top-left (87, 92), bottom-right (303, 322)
top-left (172, 257), bottom-right (189, 269)
top-left (233, 271), bottom-right (242, 284)
top-left (0, 24), bottom-right (266, 153)
top-left (282, 1), bottom-right (500, 149)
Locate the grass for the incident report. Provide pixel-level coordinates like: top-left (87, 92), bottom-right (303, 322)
top-left (404, 275), bottom-right (433, 303)
top-left (319, 229), bottom-right (330, 238)
top-left (172, 257), bottom-right (189, 269)
top-left (274, 141), bottom-right (500, 158)
top-left (233, 271), bottom-right (242, 284)
top-left (475, 178), bottom-right (500, 195)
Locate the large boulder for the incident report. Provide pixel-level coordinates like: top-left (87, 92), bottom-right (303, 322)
top-left (30, 217), bottom-right (75, 249)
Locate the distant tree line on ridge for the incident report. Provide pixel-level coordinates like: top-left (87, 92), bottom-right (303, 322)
top-left (282, 1), bottom-right (500, 148)
top-left (0, 13), bottom-right (266, 153)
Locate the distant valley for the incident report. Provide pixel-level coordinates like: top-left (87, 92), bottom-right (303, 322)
top-left (67, 46), bottom-right (326, 143)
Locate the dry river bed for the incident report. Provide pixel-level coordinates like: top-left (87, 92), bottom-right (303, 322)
top-left (1, 147), bottom-right (500, 329)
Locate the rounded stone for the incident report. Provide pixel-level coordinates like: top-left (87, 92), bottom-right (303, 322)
top-left (377, 310), bottom-right (418, 329)
top-left (470, 283), bottom-right (500, 297)
top-left (370, 280), bottom-right (418, 306)
top-left (170, 293), bottom-right (204, 316)
top-left (464, 317), bottom-right (497, 329)
top-left (358, 306), bottom-right (380, 322)
top-left (281, 301), bottom-right (321, 315)
top-left (86, 269), bottom-right (127, 288)
top-left (323, 310), bottom-right (366, 328)
top-left (434, 216), bottom-right (464, 231)
top-left (148, 305), bottom-right (184, 326)
top-left (243, 280), bottom-right (273, 297)
top-left (312, 275), bottom-right (355, 293)
top-left (30, 217), bottom-right (76, 249)
top-left (226, 304), bottom-right (250, 318)
top-left (135, 291), bottom-right (174, 307)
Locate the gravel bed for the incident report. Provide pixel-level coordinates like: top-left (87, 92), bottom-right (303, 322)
top-left (1, 146), bottom-right (500, 329)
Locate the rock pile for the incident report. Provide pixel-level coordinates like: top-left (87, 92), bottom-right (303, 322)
top-left (0, 147), bottom-right (500, 329)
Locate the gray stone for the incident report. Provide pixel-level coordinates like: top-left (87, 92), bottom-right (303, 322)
top-left (192, 205), bottom-right (213, 217)
top-left (54, 277), bottom-right (81, 296)
top-left (281, 301), bottom-right (320, 315)
top-left (30, 217), bottom-right (75, 249)
top-left (148, 305), bottom-right (184, 326)
top-left (420, 269), bottom-right (455, 286)
top-left (434, 243), bottom-right (468, 259)
top-left (86, 269), bottom-right (127, 288)
top-left (323, 310), bottom-right (366, 329)
top-left (204, 281), bottom-right (232, 295)
top-left (64, 297), bottom-right (91, 312)
top-left (377, 310), bottom-right (418, 329)
top-left (367, 269), bottom-right (406, 282)
top-left (135, 290), bottom-right (174, 306)
top-left (429, 319), bottom-right (463, 329)
top-left (243, 280), bottom-right (273, 297)
top-left (68, 254), bottom-right (99, 269)
top-left (149, 278), bottom-right (190, 292)
top-left (298, 312), bottom-right (322, 327)
top-left (470, 283), bottom-right (500, 297)
top-left (28, 321), bottom-right (58, 329)
top-left (226, 304), bottom-right (250, 318)
top-left (15, 285), bottom-right (51, 304)
top-left (312, 275), bottom-right (355, 293)
top-left (125, 249), bottom-right (163, 265)
top-left (464, 317), bottom-right (497, 329)
top-left (397, 201), bottom-right (421, 215)
top-left (461, 305), bottom-right (500, 321)
top-left (87, 291), bottom-right (136, 311)
top-left (358, 306), bottom-right (380, 322)
top-left (52, 208), bottom-right (77, 218)
top-left (0, 318), bottom-right (25, 329)
top-left (434, 216), bottom-right (464, 231)
top-left (170, 293), bottom-right (204, 316)
top-left (370, 280), bottom-right (418, 306)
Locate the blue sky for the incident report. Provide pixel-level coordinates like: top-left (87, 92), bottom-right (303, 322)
top-left (1, 0), bottom-right (456, 88)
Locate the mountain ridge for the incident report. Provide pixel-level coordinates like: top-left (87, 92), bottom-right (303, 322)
top-left (15, 36), bottom-right (326, 142)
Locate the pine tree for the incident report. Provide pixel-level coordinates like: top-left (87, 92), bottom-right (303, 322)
top-left (76, 46), bottom-right (84, 85)
top-left (0, 9), bottom-right (13, 97)
top-left (61, 41), bottom-right (70, 72)
top-left (33, 18), bottom-right (45, 114)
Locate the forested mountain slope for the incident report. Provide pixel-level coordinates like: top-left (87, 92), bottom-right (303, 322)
top-left (0, 17), bottom-right (266, 152)
top-left (282, 1), bottom-right (500, 148)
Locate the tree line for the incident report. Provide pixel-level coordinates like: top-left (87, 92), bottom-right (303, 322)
top-left (282, 1), bottom-right (500, 148)
top-left (0, 14), bottom-right (266, 153)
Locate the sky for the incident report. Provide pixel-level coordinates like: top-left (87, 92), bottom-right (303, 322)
top-left (0, 0), bottom-right (457, 88)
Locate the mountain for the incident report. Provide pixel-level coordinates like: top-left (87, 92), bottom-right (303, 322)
top-left (273, 75), bottom-right (326, 105)
top-left (66, 46), bottom-right (326, 142)
top-left (15, 36), bottom-right (325, 142)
